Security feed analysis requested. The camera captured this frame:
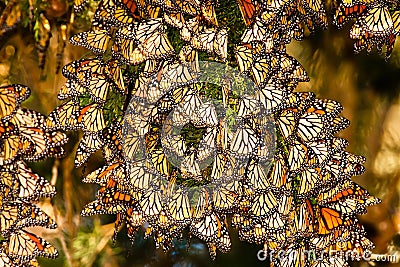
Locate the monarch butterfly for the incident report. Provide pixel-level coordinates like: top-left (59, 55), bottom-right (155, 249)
top-left (84, 162), bottom-right (124, 186)
top-left (58, 79), bottom-right (86, 100)
top-left (128, 160), bottom-right (157, 190)
top-left (0, 134), bottom-right (31, 164)
top-left (123, 130), bottom-right (146, 161)
top-left (276, 52), bottom-right (309, 83)
top-left (318, 180), bottom-right (380, 212)
top-left (17, 127), bottom-right (51, 161)
top-left (175, 0), bottom-right (200, 16)
top-left (97, 178), bottom-right (133, 205)
top-left (137, 0), bottom-right (160, 19)
top-left (92, 0), bottom-right (117, 29)
top-left (350, 6), bottom-right (395, 57)
top-left (125, 112), bottom-right (150, 136)
top-left (241, 17), bottom-right (269, 43)
top-left (164, 12), bottom-right (185, 29)
top-left (167, 188), bottom-right (192, 224)
top-left (249, 55), bottom-right (272, 86)
top-left (238, 222), bottom-right (268, 244)
top-left (310, 224), bottom-right (354, 250)
top-left (250, 191), bottom-right (278, 217)
top-left (292, 201), bottom-right (314, 234)
top-left (0, 84), bottom-right (30, 120)
top-left (116, 31), bottom-right (174, 65)
top-left (0, 201), bottom-right (57, 236)
top-left (141, 31), bottom-right (175, 60)
top-left (210, 152), bottom-right (228, 179)
top-left (266, 212), bottom-right (286, 231)
top-left (180, 149), bottom-right (202, 179)
top-left (77, 104), bottom-right (106, 132)
top-left (246, 159), bottom-right (271, 191)
top-left (45, 100), bottom-right (77, 131)
top-left (256, 83), bottom-right (289, 112)
top-left (107, 60), bottom-right (126, 93)
top-left (126, 205), bottom-right (144, 227)
top-left (212, 184), bottom-right (237, 212)
top-left (307, 139), bottom-right (333, 166)
top-left (201, 0), bottom-right (219, 26)
top-left (269, 152), bottom-right (288, 188)
top-left (306, 98), bottom-right (343, 121)
top-left (297, 168), bottom-right (321, 197)
top-left (190, 212), bottom-right (231, 259)
top-left (73, 0), bottom-right (89, 12)
top-left (165, 106), bottom-right (188, 129)
top-left (120, 0), bottom-right (141, 20)
top-left (237, 94), bottom-right (262, 118)
top-left (393, 11), bottom-right (400, 36)
top-left (235, 44), bottom-right (254, 73)
top-left (161, 134), bottom-right (187, 160)
top-left (180, 17), bottom-right (201, 41)
top-left (121, 207), bottom-right (142, 242)
top-left (9, 108), bottom-right (46, 128)
top-left (135, 18), bottom-right (164, 42)
top-left (297, 0), bottom-right (327, 29)
top-left (160, 61), bottom-right (199, 92)
top-left (197, 129), bottom-right (217, 163)
top-left (192, 101), bottom-right (219, 127)
top-left (70, 29), bottom-right (111, 54)
top-left (237, 0), bottom-right (260, 26)
top-left (230, 124), bottom-right (259, 157)
top-left (191, 28), bottom-right (228, 61)
top-left (81, 199), bottom-right (126, 216)
top-left (287, 141), bottom-right (308, 172)
top-left (132, 74), bottom-right (165, 103)
top-left (7, 230), bottom-right (58, 261)
top-left (322, 233), bottom-right (373, 254)
top-left (318, 179), bottom-right (374, 203)
top-left (75, 132), bottom-right (104, 167)
top-left (82, 74), bottom-right (112, 104)
top-left (139, 188), bottom-right (163, 218)
top-left (334, 0), bottom-right (373, 28)
top-left (325, 151), bottom-right (365, 180)
top-left (315, 205), bottom-right (354, 235)
top-left (62, 58), bottom-right (107, 81)
top-left (2, 160), bottom-right (56, 200)
top-left (296, 112), bottom-right (326, 142)
top-left (112, 36), bottom-right (144, 65)
top-left (102, 123), bottom-right (124, 163)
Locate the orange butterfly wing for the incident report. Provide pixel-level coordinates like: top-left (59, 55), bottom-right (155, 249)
top-left (237, 0), bottom-right (259, 26)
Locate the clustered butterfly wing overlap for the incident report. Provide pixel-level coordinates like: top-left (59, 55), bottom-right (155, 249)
top-left (0, 84), bottom-right (67, 265)
top-left (333, 0), bottom-right (400, 60)
top-left (45, 0), bottom-right (381, 265)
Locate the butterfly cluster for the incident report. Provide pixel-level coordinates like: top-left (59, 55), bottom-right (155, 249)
top-left (233, 2), bottom-right (380, 266)
top-left (47, 0), bottom-right (381, 266)
top-left (334, 0), bottom-right (400, 60)
top-left (0, 84), bottom-right (67, 266)
top-left (237, 0), bottom-right (400, 60)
